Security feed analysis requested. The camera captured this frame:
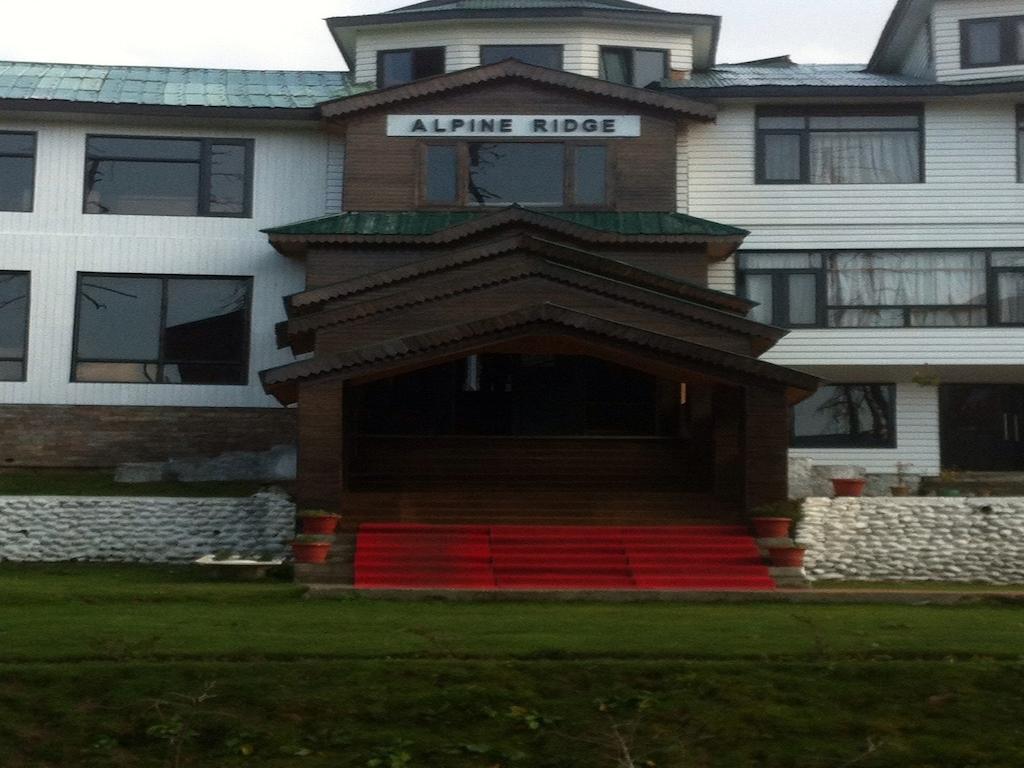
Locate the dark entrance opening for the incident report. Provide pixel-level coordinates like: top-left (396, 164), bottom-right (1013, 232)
top-left (349, 354), bottom-right (713, 492)
top-left (940, 384), bottom-right (1024, 471)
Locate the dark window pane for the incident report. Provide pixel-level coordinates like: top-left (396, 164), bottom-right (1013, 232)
top-left (413, 47), bottom-right (446, 80)
top-left (632, 49), bottom-right (667, 87)
top-left (757, 116), bottom-right (805, 129)
top-left (744, 274), bottom-right (774, 324)
top-left (468, 143), bottom-right (564, 205)
top-left (828, 308), bottom-right (904, 327)
top-left (793, 384), bottom-right (895, 448)
top-left (573, 146), bottom-right (607, 205)
top-left (0, 156), bottom-right (34, 211)
top-left (964, 19), bottom-right (1003, 65)
top-left (208, 144), bottom-right (247, 214)
top-left (380, 51), bottom-right (413, 88)
top-left (87, 137), bottom-right (201, 161)
top-left (762, 134), bottom-right (801, 181)
top-left (0, 273), bottom-right (28, 360)
top-left (425, 145), bottom-right (458, 204)
top-left (481, 45), bottom-right (562, 68)
top-left (0, 133), bottom-right (35, 155)
top-left (600, 48), bottom-right (631, 85)
top-left (76, 276), bottom-right (162, 360)
top-left (808, 115), bottom-right (919, 130)
top-left (787, 273), bottom-right (818, 325)
top-left (380, 48), bottom-right (444, 88)
top-left (0, 361), bottom-right (23, 381)
top-left (164, 278), bottom-right (248, 364)
top-left (997, 272), bottom-right (1024, 323)
top-left (85, 159), bottom-right (200, 215)
top-left (909, 307), bottom-right (987, 327)
top-left (162, 363), bottom-right (245, 385)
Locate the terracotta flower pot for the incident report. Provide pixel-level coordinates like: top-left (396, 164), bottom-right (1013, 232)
top-left (751, 517), bottom-right (792, 538)
top-left (300, 516), bottom-right (339, 535)
top-left (890, 485), bottom-right (911, 497)
top-left (291, 541), bottom-right (332, 564)
top-left (769, 547), bottom-right (806, 568)
top-left (831, 478), bottom-right (866, 497)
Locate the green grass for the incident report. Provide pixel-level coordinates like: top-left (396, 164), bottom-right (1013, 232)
top-left (0, 469), bottom-right (273, 497)
top-left (2, 564), bottom-right (1023, 766)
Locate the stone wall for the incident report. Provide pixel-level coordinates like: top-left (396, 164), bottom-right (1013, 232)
top-left (0, 405), bottom-right (297, 468)
top-left (0, 491), bottom-right (295, 563)
top-left (798, 497), bottom-right (1024, 583)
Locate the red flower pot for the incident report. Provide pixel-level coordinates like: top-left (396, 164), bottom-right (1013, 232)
top-left (769, 547), bottom-right (806, 568)
top-left (291, 541), bottom-right (332, 564)
top-left (300, 516), bottom-right (339, 535)
top-left (751, 517), bottom-right (792, 538)
top-left (831, 478), bottom-right (866, 497)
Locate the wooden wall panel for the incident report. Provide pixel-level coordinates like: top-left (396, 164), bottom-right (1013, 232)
top-left (339, 80), bottom-right (679, 212)
top-left (297, 380), bottom-right (345, 509)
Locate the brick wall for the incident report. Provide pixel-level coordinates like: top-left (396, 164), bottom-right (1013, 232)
top-left (0, 405), bottom-right (297, 468)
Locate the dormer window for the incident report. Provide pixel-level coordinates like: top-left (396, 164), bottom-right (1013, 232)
top-left (961, 16), bottom-right (1024, 68)
top-left (378, 47), bottom-right (445, 88)
top-left (480, 45), bottom-right (564, 70)
top-left (600, 47), bottom-right (668, 88)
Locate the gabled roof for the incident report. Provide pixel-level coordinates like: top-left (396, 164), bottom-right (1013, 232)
top-left (868, 0), bottom-right (933, 74)
top-left (261, 303), bottom-right (817, 405)
top-left (265, 207), bottom-right (746, 257)
top-left (279, 249), bottom-right (780, 357)
top-left (318, 59), bottom-right (715, 120)
top-left (0, 61), bottom-right (364, 117)
top-left (285, 233), bottom-right (752, 317)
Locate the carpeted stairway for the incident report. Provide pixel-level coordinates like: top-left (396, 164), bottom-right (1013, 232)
top-left (354, 523), bottom-right (775, 591)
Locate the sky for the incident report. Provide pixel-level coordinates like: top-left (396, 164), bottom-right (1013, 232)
top-left (3, 0), bottom-right (897, 71)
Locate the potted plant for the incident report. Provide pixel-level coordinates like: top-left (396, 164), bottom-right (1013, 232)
top-left (891, 461), bottom-right (914, 497)
top-left (831, 477), bottom-right (866, 497)
top-left (290, 534), bottom-right (333, 564)
top-left (768, 545), bottom-right (807, 568)
top-left (750, 499), bottom-right (802, 539)
top-left (297, 509), bottom-right (340, 535)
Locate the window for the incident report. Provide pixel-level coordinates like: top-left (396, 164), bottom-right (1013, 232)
top-left (423, 142), bottom-right (609, 207)
top-left (480, 45), bottom-right (563, 69)
top-left (961, 16), bottom-right (1024, 68)
top-left (756, 108), bottom-right (923, 184)
top-left (600, 47), bottom-right (668, 88)
top-left (0, 272), bottom-right (29, 381)
top-left (378, 47), bottom-right (445, 88)
top-left (84, 136), bottom-right (252, 217)
top-left (738, 251), bottom-right (1012, 328)
top-left (73, 274), bottom-right (251, 385)
top-left (792, 384), bottom-right (897, 449)
top-left (0, 132), bottom-right (36, 212)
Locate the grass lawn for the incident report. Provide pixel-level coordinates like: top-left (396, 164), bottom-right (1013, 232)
top-left (1, 564), bottom-right (1022, 767)
top-left (0, 469), bottom-right (273, 497)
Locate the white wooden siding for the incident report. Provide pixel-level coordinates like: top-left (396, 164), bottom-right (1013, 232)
top-left (934, 0), bottom-right (1024, 81)
top-left (689, 100), bottom-right (1024, 228)
top-left (0, 117), bottom-right (328, 408)
top-left (354, 23), bottom-right (693, 85)
top-left (900, 19), bottom-right (935, 79)
top-left (790, 383), bottom-right (940, 475)
top-left (675, 129), bottom-right (689, 213)
top-left (707, 256), bottom-right (735, 294)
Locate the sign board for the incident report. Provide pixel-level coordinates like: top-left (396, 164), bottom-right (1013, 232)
top-left (386, 115), bottom-right (642, 138)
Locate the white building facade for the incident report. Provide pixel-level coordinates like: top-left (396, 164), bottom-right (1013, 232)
top-left (1, 0), bottom-right (1023, 482)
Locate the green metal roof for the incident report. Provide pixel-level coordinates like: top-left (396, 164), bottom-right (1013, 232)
top-left (390, 0), bottom-right (666, 13)
top-left (0, 61), bottom-right (366, 109)
top-left (263, 209), bottom-right (748, 238)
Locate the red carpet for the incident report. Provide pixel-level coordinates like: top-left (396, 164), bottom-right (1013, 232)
top-left (354, 523), bottom-right (775, 591)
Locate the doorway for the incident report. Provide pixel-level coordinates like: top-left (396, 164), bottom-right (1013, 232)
top-left (940, 384), bottom-right (1024, 471)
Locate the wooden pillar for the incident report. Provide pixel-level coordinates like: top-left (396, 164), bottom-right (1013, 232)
top-left (296, 379), bottom-right (345, 510)
top-left (742, 386), bottom-right (790, 512)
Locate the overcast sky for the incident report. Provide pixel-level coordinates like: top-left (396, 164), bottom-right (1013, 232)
top-left (4, 0), bottom-right (897, 71)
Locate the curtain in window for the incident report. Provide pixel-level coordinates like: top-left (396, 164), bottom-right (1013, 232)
top-left (809, 132), bottom-right (919, 183)
top-left (827, 252), bottom-right (987, 327)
